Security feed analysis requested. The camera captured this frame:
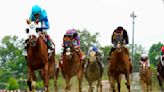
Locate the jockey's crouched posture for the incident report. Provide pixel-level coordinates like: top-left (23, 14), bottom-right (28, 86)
top-left (60, 29), bottom-right (85, 65)
top-left (108, 26), bottom-right (130, 61)
top-left (22, 5), bottom-right (54, 56)
top-left (85, 45), bottom-right (104, 69)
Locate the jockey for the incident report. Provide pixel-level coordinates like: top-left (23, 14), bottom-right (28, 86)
top-left (139, 54), bottom-right (150, 69)
top-left (26, 5), bottom-right (53, 50)
top-left (62, 28), bottom-right (85, 61)
top-left (86, 45), bottom-right (104, 68)
top-left (108, 26), bottom-right (129, 60)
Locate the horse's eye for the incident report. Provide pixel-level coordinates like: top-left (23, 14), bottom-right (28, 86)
top-left (26, 28), bottom-right (29, 33)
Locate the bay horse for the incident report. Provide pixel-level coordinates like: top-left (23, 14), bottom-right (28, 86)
top-left (139, 61), bottom-right (152, 92)
top-left (157, 55), bottom-right (164, 92)
top-left (108, 32), bottom-right (132, 92)
top-left (25, 21), bottom-right (57, 92)
top-left (85, 50), bottom-right (103, 92)
top-left (60, 37), bottom-right (83, 92)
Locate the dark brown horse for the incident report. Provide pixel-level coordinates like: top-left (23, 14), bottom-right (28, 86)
top-left (108, 33), bottom-right (132, 92)
top-left (85, 51), bottom-right (103, 92)
top-left (157, 55), bottom-right (164, 92)
top-left (25, 22), bottom-right (56, 92)
top-left (60, 38), bottom-right (83, 92)
top-left (139, 61), bottom-right (152, 92)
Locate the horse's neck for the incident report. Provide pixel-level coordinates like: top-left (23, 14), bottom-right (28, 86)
top-left (88, 62), bottom-right (98, 71)
top-left (115, 49), bottom-right (123, 58)
top-left (32, 37), bottom-right (46, 51)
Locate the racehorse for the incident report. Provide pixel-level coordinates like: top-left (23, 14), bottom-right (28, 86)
top-left (139, 61), bottom-right (152, 92)
top-left (60, 36), bottom-right (83, 92)
top-left (25, 21), bottom-right (56, 92)
top-left (85, 50), bottom-right (103, 92)
top-left (108, 32), bottom-right (132, 92)
top-left (157, 55), bottom-right (164, 92)
top-left (39, 51), bottom-right (59, 92)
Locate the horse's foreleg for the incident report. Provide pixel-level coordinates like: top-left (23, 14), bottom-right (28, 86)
top-left (27, 67), bottom-right (32, 91)
top-left (65, 76), bottom-right (71, 90)
top-left (97, 79), bottom-right (102, 92)
top-left (44, 63), bottom-right (49, 92)
top-left (125, 74), bottom-right (130, 92)
top-left (117, 75), bottom-right (121, 92)
top-left (88, 81), bottom-right (93, 92)
top-left (77, 70), bottom-right (83, 92)
top-left (109, 75), bottom-right (116, 92)
top-left (141, 80), bottom-right (145, 92)
top-left (157, 75), bottom-right (163, 91)
top-left (54, 68), bottom-right (59, 92)
top-left (31, 71), bottom-right (36, 91)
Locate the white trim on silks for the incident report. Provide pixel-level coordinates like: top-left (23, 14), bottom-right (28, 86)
top-left (160, 56), bottom-right (164, 67)
top-left (22, 50), bottom-right (27, 56)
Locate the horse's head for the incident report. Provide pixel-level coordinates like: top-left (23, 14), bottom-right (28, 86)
top-left (88, 51), bottom-right (97, 64)
top-left (141, 62), bottom-right (148, 69)
top-left (114, 32), bottom-right (123, 52)
top-left (64, 37), bottom-right (74, 59)
top-left (25, 21), bottom-right (41, 47)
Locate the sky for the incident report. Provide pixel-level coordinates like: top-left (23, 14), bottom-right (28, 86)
top-left (0, 0), bottom-right (164, 53)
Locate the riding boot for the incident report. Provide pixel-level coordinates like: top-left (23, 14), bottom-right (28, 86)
top-left (46, 35), bottom-right (53, 50)
top-left (107, 47), bottom-right (116, 60)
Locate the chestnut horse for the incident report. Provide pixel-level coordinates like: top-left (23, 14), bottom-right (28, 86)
top-left (39, 51), bottom-right (59, 92)
top-left (139, 61), bottom-right (152, 92)
top-left (60, 37), bottom-right (83, 92)
top-left (108, 33), bottom-right (132, 92)
top-left (85, 50), bottom-right (103, 92)
top-left (157, 55), bottom-right (164, 92)
top-left (25, 22), bottom-right (57, 92)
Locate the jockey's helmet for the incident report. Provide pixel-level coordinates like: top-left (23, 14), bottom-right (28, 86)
top-left (92, 45), bottom-right (98, 52)
top-left (161, 46), bottom-right (164, 53)
top-left (141, 53), bottom-right (148, 59)
top-left (66, 28), bottom-right (76, 35)
top-left (32, 5), bottom-right (41, 15)
top-left (116, 26), bottom-right (123, 31)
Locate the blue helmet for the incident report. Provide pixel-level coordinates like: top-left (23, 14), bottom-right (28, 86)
top-left (92, 45), bottom-right (98, 52)
top-left (32, 5), bottom-right (41, 14)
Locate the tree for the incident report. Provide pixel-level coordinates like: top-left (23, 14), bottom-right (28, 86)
top-left (100, 45), bottom-right (112, 65)
top-left (148, 42), bottom-right (163, 67)
top-left (128, 44), bottom-right (146, 72)
top-left (0, 35), bottom-right (27, 89)
top-left (78, 29), bottom-right (100, 54)
top-left (7, 77), bottom-right (19, 90)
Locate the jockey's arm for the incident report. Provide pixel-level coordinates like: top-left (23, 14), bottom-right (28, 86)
top-left (123, 30), bottom-right (129, 44)
top-left (41, 17), bottom-right (49, 30)
top-left (111, 32), bottom-right (115, 44)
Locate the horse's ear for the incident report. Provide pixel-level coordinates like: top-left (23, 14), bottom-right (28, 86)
top-left (26, 28), bottom-right (29, 33)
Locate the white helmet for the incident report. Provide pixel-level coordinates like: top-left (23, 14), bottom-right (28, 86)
top-left (141, 53), bottom-right (148, 59)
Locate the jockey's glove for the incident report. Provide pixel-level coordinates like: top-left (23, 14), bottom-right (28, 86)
top-left (36, 27), bottom-right (43, 32)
